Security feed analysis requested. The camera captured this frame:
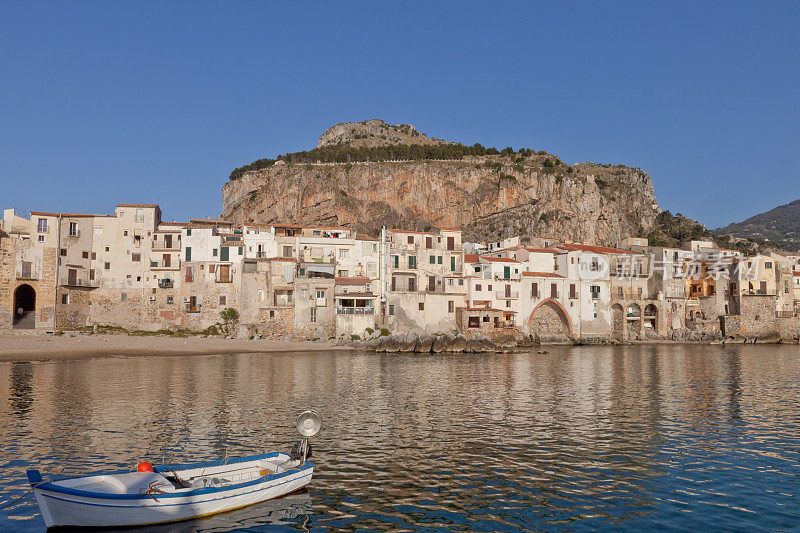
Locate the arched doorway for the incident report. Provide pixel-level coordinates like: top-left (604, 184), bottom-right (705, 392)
top-left (626, 303), bottom-right (641, 341)
top-left (612, 303), bottom-right (624, 341)
top-left (13, 284), bottom-right (36, 329)
top-left (644, 304), bottom-right (658, 333)
top-left (529, 299), bottom-right (571, 341)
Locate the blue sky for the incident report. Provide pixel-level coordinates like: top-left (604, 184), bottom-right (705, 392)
top-left (1, 2), bottom-right (798, 228)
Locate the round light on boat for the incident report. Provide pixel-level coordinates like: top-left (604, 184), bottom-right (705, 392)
top-left (296, 410), bottom-right (322, 437)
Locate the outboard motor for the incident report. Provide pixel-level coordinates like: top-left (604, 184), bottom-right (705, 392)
top-left (291, 411), bottom-right (321, 464)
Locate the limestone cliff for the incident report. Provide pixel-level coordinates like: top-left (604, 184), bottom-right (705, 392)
top-left (222, 122), bottom-right (661, 244)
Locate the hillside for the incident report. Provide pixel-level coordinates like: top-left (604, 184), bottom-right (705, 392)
top-left (713, 199), bottom-right (800, 251)
top-left (222, 121), bottom-right (662, 244)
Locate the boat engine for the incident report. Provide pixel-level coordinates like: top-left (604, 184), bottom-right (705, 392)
top-left (292, 410), bottom-right (321, 464)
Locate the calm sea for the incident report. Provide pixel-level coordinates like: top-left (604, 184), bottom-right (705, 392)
top-left (1, 345), bottom-right (799, 531)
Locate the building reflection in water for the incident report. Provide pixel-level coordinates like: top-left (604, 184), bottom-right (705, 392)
top-left (0, 345), bottom-right (798, 531)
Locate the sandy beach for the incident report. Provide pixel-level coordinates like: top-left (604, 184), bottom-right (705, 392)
top-left (0, 332), bottom-right (344, 362)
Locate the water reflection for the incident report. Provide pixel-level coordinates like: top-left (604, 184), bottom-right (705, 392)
top-left (0, 345), bottom-right (799, 531)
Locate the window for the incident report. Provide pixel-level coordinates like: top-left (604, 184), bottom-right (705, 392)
top-left (765, 262), bottom-right (773, 269)
top-left (407, 235), bottom-right (414, 245)
top-left (570, 284), bottom-right (576, 299)
top-left (316, 290), bottom-right (325, 299)
top-left (238, 247), bottom-right (243, 255)
top-left (408, 277), bottom-right (416, 291)
top-left (91, 252), bottom-right (96, 260)
top-left (61, 294), bottom-right (69, 305)
top-left (339, 249), bottom-right (349, 259)
top-left (69, 222), bottom-right (78, 237)
top-left (209, 264), bottom-right (216, 273)
top-left (437, 256), bottom-right (442, 265)
top-left (590, 258), bottom-right (599, 271)
top-left (136, 209), bottom-right (143, 223)
top-left (219, 296), bottom-right (226, 306)
top-left (38, 235), bottom-right (45, 242)
top-left (60, 248), bottom-right (67, 256)
top-left (488, 284), bottom-right (492, 291)
top-left (408, 256), bottom-right (416, 269)
top-left (131, 253), bottom-right (141, 262)
top-left (121, 293), bottom-right (127, 302)
top-left (448, 279), bottom-right (453, 285)
top-left (468, 316), bottom-right (480, 328)
top-left (447, 236), bottom-right (455, 251)
top-left (185, 266), bottom-right (194, 282)
top-left (391, 277), bottom-right (397, 291)
top-left (551, 283), bottom-right (558, 298)
top-left (426, 237), bottom-right (432, 249)
top-left (474, 265), bottom-right (481, 272)
top-left (531, 283), bottom-right (538, 298)
top-left (476, 284), bottom-right (482, 291)
top-left (590, 285), bottom-right (600, 299)
top-left (37, 218), bottom-right (47, 233)
top-left (124, 231), bottom-right (128, 236)
top-left (448, 301), bottom-right (454, 313)
top-left (104, 262), bottom-right (110, 270)
top-left (451, 257), bottom-right (456, 272)
top-left (105, 246), bottom-right (110, 252)
top-left (482, 316), bottom-right (490, 322)
top-left (185, 247), bottom-right (191, 261)
top-left (458, 279), bottom-right (463, 286)
top-left (212, 249), bottom-right (218, 257)
top-left (392, 255), bottom-right (399, 268)
top-left (388, 304), bottom-right (395, 315)
top-left (186, 229), bottom-right (191, 236)
top-left (283, 246), bottom-right (292, 258)
top-left (269, 310), bottom-right (275, 318)
top-left (419, 302), bottom-right (424, 311)
top-left (310, 308), bottom-right (317, 323)
top-left (430, 255), bottom-right (436, 264)
top-left (82, 251), bottom-right (89, 259)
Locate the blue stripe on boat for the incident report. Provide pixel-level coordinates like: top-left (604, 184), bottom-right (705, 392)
top-left (33, 457), bottom-right (313, 500)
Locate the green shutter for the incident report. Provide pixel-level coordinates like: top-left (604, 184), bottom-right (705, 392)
top-left (451, 257), bottom-right (456, 272)
top-left (185, 247), bottom-right (191, 261)
top-left (430, 255), bottom-right (435, 264)
top-left (437, 256), bottom-right (442, 264)
top-left (150, 261), bottom-right (158, 268)
top-left (504, 266), bottom-right (510, 278)
top-left (393, 255), bottom-right (399, 268)
top-left (186, 229), bottom-right (191, 236)
top-left (221, 247), bottom-right (229, 261)
top-left (238, 246), bottom-right (243, 255)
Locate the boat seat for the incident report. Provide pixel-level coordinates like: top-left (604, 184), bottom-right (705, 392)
top-left (101, 472), bottom-right (177, 495)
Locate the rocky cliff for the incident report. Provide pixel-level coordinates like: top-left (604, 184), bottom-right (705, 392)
top-left (222, 121), bottom-right (661, 244)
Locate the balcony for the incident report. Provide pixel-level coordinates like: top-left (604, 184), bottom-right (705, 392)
top-left (151, 260), bottom-right (179, 271)
top-left (337, 307), bottom-right (375, 315)
top-left (186, 304), bottom-right (202, 313)
top-left (495, 290), bottom-right (519, 299)
top-left (158, 279), bottom-right (174, 289)
top-left (63, 279), bottom-right (99, 288)
top-left (16, 267), bottom-right (38, 280)
top-left (152, 246), bottom-right (180, 252)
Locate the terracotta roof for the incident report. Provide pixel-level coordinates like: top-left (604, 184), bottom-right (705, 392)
top-left (464, 254), bottom-right (480, 263)
top-left (221, 241), bottom-right (244, 247)
top-left (117, 203), bottom-right (159, 208)
top-left (794, 271), bottom-right (800, 276)
top-left (555, 243), bottom-right (637, 255)
top-left (524, 247), bottom-right (559, 254)
top-left (479, 256), bottom-right (520, 263)
top-left (457, 306), bottom-right (503, 312)
top-left (189, 218), bottom-right (233, 225)
top-left (335, 276), bottom-right (371, 285)
top-left (522, 271), bottom-right (566, 278)
top-left (435, 226), bottom-right (461, 231)
top-left (30, 211), bottom-right (109, 218)
top-left (388, 229), bottom-right (435, 235)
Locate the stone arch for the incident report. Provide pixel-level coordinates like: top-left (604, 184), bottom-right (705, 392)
top-left (611, 303), bottom-right (624, 341)
top-left (626, 303), bottom-right (642, 341)
top-left (644, 303), bottom-right (659, 333)
top-left (528, 298), bottom-right (572, 339)
top-left (13, 284), bottom-right (36, 329)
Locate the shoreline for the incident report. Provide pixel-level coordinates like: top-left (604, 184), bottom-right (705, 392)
top-left (0, 332), bottom-right (345, 363)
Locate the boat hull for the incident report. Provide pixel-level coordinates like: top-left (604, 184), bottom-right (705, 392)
top-left (32, 463), bottom-right (313, 528)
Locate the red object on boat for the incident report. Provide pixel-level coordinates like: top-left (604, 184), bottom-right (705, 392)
top-left (137, 462), bottom-right (154, 472)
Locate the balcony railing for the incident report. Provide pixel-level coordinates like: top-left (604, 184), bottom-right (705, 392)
top-left (337, 307), bottom-right (375, 315)
top-left (496, 290), bottom-right (519, 299)
top-left (63, 279), bottom-right (99, 288)
top-left (16, 267), bottom-right (38, 280)
top-left (158, 279), bottom-right (174, 289)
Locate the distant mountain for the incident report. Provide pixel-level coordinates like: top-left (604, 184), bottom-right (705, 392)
top-left (712, 199), bottom-right (800, 251)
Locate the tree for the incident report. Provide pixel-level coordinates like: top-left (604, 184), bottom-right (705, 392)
top-left (219, 308), bottom-right (239, 335)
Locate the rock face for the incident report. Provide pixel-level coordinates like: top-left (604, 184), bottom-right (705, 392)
top-left (223, 122), bottom-right (661, 244)
top-left (318, 119), bottom-right (449, 149)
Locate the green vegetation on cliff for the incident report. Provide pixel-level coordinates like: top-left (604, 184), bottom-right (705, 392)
top-left (228, 143), bottom-right (548, 181)
top-left (647, 211), bottom-right (709, 248)
top-left (712, 199), bottom-right (800, 251)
